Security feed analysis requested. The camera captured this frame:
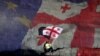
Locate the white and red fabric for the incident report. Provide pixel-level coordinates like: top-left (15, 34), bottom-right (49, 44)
top-left (43, 26), bottom-right (63, 39)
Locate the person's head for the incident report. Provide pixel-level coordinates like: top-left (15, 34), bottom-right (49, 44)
top-left (38, 27), bottom-right (46, 35)
top-left (38, 27), bottom-right (50, 39)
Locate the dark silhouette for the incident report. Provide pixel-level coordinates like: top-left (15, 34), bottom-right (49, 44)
top-left (42, 42), bottom-right (65, 55)
top-left (0, 49), bottom-right (46, 56)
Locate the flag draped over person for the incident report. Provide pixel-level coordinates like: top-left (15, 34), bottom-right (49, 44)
top-left (37, 26), bottom-right (63, 46)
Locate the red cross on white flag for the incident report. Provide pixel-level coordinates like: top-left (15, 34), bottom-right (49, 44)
top-left (43, 26), bottom-right (63, 39)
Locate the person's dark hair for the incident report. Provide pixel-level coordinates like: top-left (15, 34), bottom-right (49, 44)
top-left (38, 27), bottom-right (50, 39)
top-left (38, 27), bottom-right (46, 35)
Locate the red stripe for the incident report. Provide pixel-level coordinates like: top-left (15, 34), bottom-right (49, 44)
top-left (77, 48), bottom-right (100, 56)
top-left (71, 27), bottom-right (95, 48)
top-left (45, 28), bottom-right (60, 34)
top-left (87, 0), bottom-right (100, 12)
top-left (50, 26), bottom-right (55, 38)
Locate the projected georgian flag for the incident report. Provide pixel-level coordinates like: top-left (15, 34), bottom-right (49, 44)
top-left (22, 0), bottom-right (100, 51)
top-left (31, 0), bottom-right (100, 48)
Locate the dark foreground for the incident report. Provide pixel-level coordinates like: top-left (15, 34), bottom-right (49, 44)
top-left (0, 49), bottom-right (46, 56)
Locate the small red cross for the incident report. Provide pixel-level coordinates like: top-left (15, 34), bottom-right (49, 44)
top-left (46, 31), bottom-right (49, 34)
top-left (57, 28), bottom-right (60, 30)
top-left (61, 3), bottom-right (71, 13)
